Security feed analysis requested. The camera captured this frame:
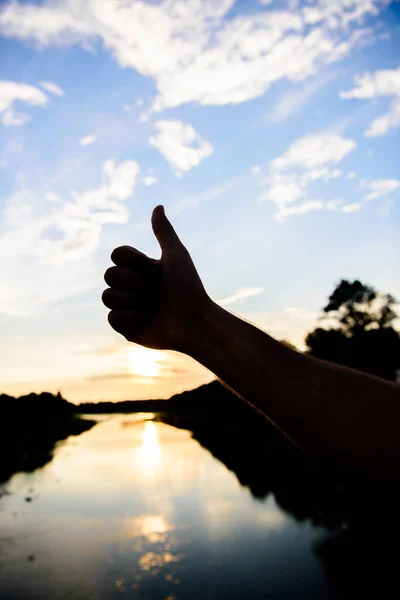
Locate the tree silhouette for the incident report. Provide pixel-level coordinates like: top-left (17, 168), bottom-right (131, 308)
top-left (305, 279), bottom-right (400, 381)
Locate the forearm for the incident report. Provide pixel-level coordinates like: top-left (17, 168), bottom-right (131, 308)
top-left (185, 300), bottom-right (400, 483)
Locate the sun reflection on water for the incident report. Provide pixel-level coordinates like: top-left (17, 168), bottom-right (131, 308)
top-left (138, 551), bottom-right (181, 571)
top-left (137, 420), bottom-right (161, 469)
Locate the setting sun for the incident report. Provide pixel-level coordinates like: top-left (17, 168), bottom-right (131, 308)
top-left (128, 347), bottom-right (162, 378)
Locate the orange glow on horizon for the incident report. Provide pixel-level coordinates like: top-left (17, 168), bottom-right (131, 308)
top-left (128, 347), bottom-right (162, 379)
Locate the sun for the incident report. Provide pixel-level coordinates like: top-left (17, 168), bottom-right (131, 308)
top-left (128, 346), bottom-right (162, 378)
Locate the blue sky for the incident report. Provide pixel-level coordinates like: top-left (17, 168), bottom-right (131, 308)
top-left (0, 0), bottom-right (399, 402)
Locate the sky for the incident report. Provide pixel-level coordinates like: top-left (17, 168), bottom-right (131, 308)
top-left (0, 0), bottom-right (399, 403)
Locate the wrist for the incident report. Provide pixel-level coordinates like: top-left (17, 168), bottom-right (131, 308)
top-left (178, 297), bottom-right (221, 356)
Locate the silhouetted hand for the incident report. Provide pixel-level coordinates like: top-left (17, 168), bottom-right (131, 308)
top-left (102, 205), bottom-right (210, 350)
top-left (102, 207), bottom-right (400, 485)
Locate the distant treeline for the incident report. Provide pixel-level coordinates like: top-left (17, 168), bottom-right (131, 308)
top-left (0, 391), bottom-right (95, 484)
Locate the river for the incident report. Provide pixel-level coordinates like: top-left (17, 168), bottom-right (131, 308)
top-left (0, 413), bottom-right (391, 599)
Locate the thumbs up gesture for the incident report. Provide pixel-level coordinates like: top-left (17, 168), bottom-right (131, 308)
top-left (102, 205), bottom-right (210, 351)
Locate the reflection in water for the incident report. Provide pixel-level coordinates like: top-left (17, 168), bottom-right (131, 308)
top-left (0, 413), bottom-right (398, 599)
top-left (132, 514), bottom-right (169, 540)
top-left (138, 550), bottom-right (181, 571)
top-left (137, 421), bottom-right (161, 469)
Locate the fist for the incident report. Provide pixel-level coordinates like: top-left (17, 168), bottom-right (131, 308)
top-left (102, 205), bottom-right (210, 351)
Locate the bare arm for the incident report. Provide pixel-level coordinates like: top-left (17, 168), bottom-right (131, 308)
top-left (103, 206), bottom-right (400, 484)
top-left (186, 301), bottom-right (400, 483)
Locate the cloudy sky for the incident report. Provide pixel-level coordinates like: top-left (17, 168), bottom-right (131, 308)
top-left (0, 0), bottom-right (399, 403)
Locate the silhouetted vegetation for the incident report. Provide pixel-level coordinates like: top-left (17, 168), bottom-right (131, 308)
top-left (1, 278), bottom-right (399, 596)
top-left (79, 398), bottom-right (169, 413)
top-left (154, 381), bottom-right (400, 597)
top-left (0, 391), bottom-right (95, 483)
top-left (306, 279), bottom-right (400, 380)
top-left (2, 380), bottom-right (399, 597)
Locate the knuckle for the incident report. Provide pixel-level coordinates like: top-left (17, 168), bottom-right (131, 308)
top-left (104, 266), bottom-right (116, 284)
top-left (111, 245), bottom-right (131, 263)
top-left (107, 310), bottom-right (123, 332)
top-left (102, 288), bottom-right (114, 307)
top-left (107, 310), bottom-right (116, 327)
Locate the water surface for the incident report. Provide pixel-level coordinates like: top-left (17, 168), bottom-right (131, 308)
top-left (0, 414), bottom-right (342, 599)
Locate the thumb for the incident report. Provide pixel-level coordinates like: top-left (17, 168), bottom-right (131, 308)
top-left (151, 205), bottom-right (181, 253)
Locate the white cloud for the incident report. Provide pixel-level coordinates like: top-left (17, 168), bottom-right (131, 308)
top-left (347, 171), bottom-right (357, 180)
top-left (320, 178), bottom-right (400, 216)
top-left (251, 165), bottom-right (261, 175)
top-left (244, 306), bottom-right (319, 349)
top-left (326, 198), bottom-right (344, 210)
top-left (0, 0), bottom-right (388, 112)
top-left (259, 173), bottom-right (305, 206)
top-left (341, 202), bottom-right (363, 212)
top-left (366, 97), bottom-right (400, 137)
top-left (272, 133), bottom-right (356, 170)
top-left (301, 0), bottom-right (387, 29)
top-left (1, 108), bottom-right (30, 126)
top-left (40, 80), bottom-right (64, 96)
top-left (0, 157), bottom-right (140, 316)
top-left (79, 134), bottom-right (96, 146)
top-left (142, 175), bottom-right (159, 187)
top-left (276, 200), bottom-right (324, 221)
top-left (340, 66), bottom-right (400, 137)
top-left (217, 287), bottom-right (264, 307)
top-left (45, 191), bottom-right (61, 202)
top-left (260, 132), bottom-right (355, 219)
top-left (363, 179), bottom-right (400, 200)
top-left (103, 159), bottom-right (140, 200)
top-left (304, 168), bottom-right (342, 182)
top-left (340, 67), bottom-right (400, 99)
top-left (0, 80), bottom-right (48, 126)
top-left (149, 120), bottom-right (213, 176)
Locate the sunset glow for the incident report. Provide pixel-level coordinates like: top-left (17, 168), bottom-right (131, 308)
top-left (0, 0), bottom-right (399, 402)
top-left (129, 347), bottom-right (162, 379)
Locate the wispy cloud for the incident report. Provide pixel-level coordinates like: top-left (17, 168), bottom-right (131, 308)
top-left (271, 133), bottom-right (356, 171)
top-left (276, 199), bottom-right (324, 220)
top-left (169, 178), bottom-right (239, 215)
top-left (340, 65), bottom-right (400, 137)
top-left (218, 287), bottom-right (264, 307)
top-left (87, 372), bottom-right (138, 382)
top-left (142, 175), bottom-right (159, 187)
top-left (79, 134), bottom-right (97, 146)
top-left (363, 178), bottom-right (400, 200)
top-left (0, 157), bottom-right (140, 315)
top-left (268, 71), bottom-right (337, 122)
top-left (260, 132), bottom-right (356, 219)
top-left (40, 80), bottom-right (64, 96)
top-left (341, 202), bottom-right (363, 213)
top-left (0, 0), bottom-right (387, 112)
top-left (74, 344), bottom-right (125, 356)
top-left (326, 198), bottom-right (344, 211)
top-left (0, 80), bottom-right (48, 126)
top-left (149, 120), bottom-right (213, 176)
